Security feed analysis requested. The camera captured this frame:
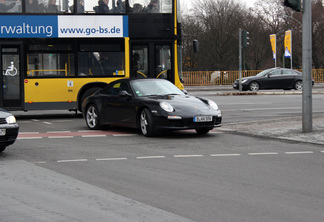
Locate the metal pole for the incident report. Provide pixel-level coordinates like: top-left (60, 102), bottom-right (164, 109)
top-left (302, 0), bottom-right (312, 133)
top-left (239, 28), bottom-right (242, 92)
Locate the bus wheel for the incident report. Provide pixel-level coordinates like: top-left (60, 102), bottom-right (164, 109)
top-left (85, 104), bottom-right (101, 130)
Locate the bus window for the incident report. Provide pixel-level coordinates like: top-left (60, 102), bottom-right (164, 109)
top-left (25, 0), bottom-right (46, 13)
top-left (39, 0), bottom-right (72, 13)
top-left (131, 46), bottom-right (148, 78)
top-left (78, 51), bottom-right (125, 76)
top-left (155, 45), bottom-right (171, 79)
top-left (92, 0), bottom-right (125, 13)
top-left (1, 0), bottom-right (22, 13)
top-left (27, 53), bottom-right (75, 77)
top-left (129, 0), bottom-right (171, 13)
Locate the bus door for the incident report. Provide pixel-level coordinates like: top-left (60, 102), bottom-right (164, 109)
top-left (131, 42), bottom-right (173, 82)
top-left (0, 44), bottom-right (23, 109)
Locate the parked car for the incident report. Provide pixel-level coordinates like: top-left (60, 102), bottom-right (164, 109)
top-left (82, 78), bottom-right (222, 136)
top-left (0, 109), bottom-right (19, 153)
top-left (233, 67), bottom-right (314, 91)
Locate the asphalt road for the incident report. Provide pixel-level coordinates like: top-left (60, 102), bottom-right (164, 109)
top-left (1, 93), bottom-right (324, 222)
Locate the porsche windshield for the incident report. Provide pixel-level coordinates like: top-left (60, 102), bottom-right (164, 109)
top-left (131, 80), bottom-right (184, 97)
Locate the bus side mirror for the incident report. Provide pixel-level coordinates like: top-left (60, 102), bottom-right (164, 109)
top-left (193, 40), bottom-right (199, 53)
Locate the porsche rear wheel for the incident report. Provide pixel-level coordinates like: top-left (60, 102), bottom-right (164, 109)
top-left (139, 108), bottom-right (155, 137)
top-left (86, 104), bottom-right (101, 130)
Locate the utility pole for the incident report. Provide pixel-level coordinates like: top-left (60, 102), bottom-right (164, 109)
top-left (239, 28), bottom-right (242, 92)
top-left (302, 0), bottom-right (312, 132)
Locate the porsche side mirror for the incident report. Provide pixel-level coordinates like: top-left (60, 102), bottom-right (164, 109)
top-left (118, 90), bottom-right (132, 98)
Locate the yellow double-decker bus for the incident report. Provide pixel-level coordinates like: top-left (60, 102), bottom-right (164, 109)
top-left (0, 0), bottom-right (184, 112)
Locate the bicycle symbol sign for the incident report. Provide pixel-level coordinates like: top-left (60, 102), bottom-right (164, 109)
top-left (3, 61), bottom-right (18, 76)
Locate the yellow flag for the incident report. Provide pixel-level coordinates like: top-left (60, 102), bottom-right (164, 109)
top-left (284, 30), bottom-right (292, 58)
top-left (270, 34), bottom-right (276, 60)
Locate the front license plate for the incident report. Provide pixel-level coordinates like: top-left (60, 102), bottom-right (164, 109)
top-left (193, 116), bottom-right (212, 122)
top-left (0, 129), bottom-right (6, 136)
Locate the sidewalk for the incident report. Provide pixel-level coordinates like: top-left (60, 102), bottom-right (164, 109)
top-left (219, 115), bottom-right (324, 145)
top-left (185, 83), bottom-right (324, 146)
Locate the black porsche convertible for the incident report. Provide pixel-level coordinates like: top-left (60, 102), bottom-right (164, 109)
top-left (81, 78), bottom-right (222, 136)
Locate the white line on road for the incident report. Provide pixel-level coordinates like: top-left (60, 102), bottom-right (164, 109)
top-left (248, 152), bottom-right (279, 155)
top-left (285, 151), bottom-right (314, 154)
top-left (210, 154), bottom-right (241, 157)
top-left (96, 158), bottom-right (128, 161)
top-left (57, 159), bottom-right (88, 163)
top-left (136, 156), bottom-right (166, 159)
top-left (18, 137), bottom-right (42, 140)
top-left (174, 155), bottom-right (204, 158)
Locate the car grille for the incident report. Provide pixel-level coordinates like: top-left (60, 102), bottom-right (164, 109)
top-left (0, 118), bottom-right (6, 124)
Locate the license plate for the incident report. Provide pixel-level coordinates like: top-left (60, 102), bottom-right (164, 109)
top-left (193, 116), bottom-right (212, 122)
top-left (0, 129), bottom-right (6, 136)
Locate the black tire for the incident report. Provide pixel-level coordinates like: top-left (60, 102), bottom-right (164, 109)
top-left (249, 81), bottom-right (259, 91)
top-left (85, 104), bottom-right (101, 130)
top-left (195, 128), bottom-right (211, 135)
top-left (294, 80), bottom-right (302, 90)
top-left (0, 146), bottom-right (6, 153)
top-left (139, 108), bottom-right (155, 137)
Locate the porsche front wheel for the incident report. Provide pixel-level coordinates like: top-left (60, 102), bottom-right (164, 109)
top-left (139, 108), bottom-right (155, 137)
top-left (85, 104), bottom-right (101, 130)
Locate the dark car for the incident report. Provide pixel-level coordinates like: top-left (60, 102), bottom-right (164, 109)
top-left (233, 67), bottom-right (313, 91)
top-left (0, 109), bottom-right (19, 153)
top-left (81, 78), bottom-right (222, 136)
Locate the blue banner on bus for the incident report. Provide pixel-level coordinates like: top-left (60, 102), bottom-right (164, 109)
top-left (0, 15), bottom-right (128, 38)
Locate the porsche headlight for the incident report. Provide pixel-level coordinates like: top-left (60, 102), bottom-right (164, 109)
top-left (6, 115), bottom-right (16, 124)
top-left (160, 102), bottom-right (174, 112)
top-left (207, 100), bottom-right (219, 110)
top-left (242, 79), bottom-right (248, 83)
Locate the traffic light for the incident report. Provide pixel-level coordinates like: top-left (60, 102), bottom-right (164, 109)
top-left (242, 30), bottom-right (249, 48)
top-left (283, 0), bottom-right (301, 12)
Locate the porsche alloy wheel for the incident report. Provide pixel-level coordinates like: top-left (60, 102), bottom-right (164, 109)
top-left (139, 108), bottom-right (155, 137)
top-left (249, 81), bottom-right (259, 91)
top-left (86, 105), bottom-right (101, 130)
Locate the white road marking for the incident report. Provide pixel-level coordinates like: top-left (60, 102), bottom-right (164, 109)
top-left (19, 132), bottom-right (40, 134)
top-left (43, 122), bottom-right (53, 125)
top-left (96, 158), bottom-right (128, 161)
top-left (82, 135), bottom-right (107, 138)
top-left (136, 156), bottom-right (166, 159)
top-left (57, 159), bottom-right (88, 163)
top-left (49, 136), bottom-right (74, 139)
top-left (174, 155), bottom-right (203, 158)
top-left (113, 134), bottom-right (136, 137)
top-left (285, 151), bottom-right (314, 154)
top-left (18, 137), bottom-right (42, 140)
top-left (210, 154), bottom-right (241, 157)
top-left (248, 152), bottom-right (279, 155)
